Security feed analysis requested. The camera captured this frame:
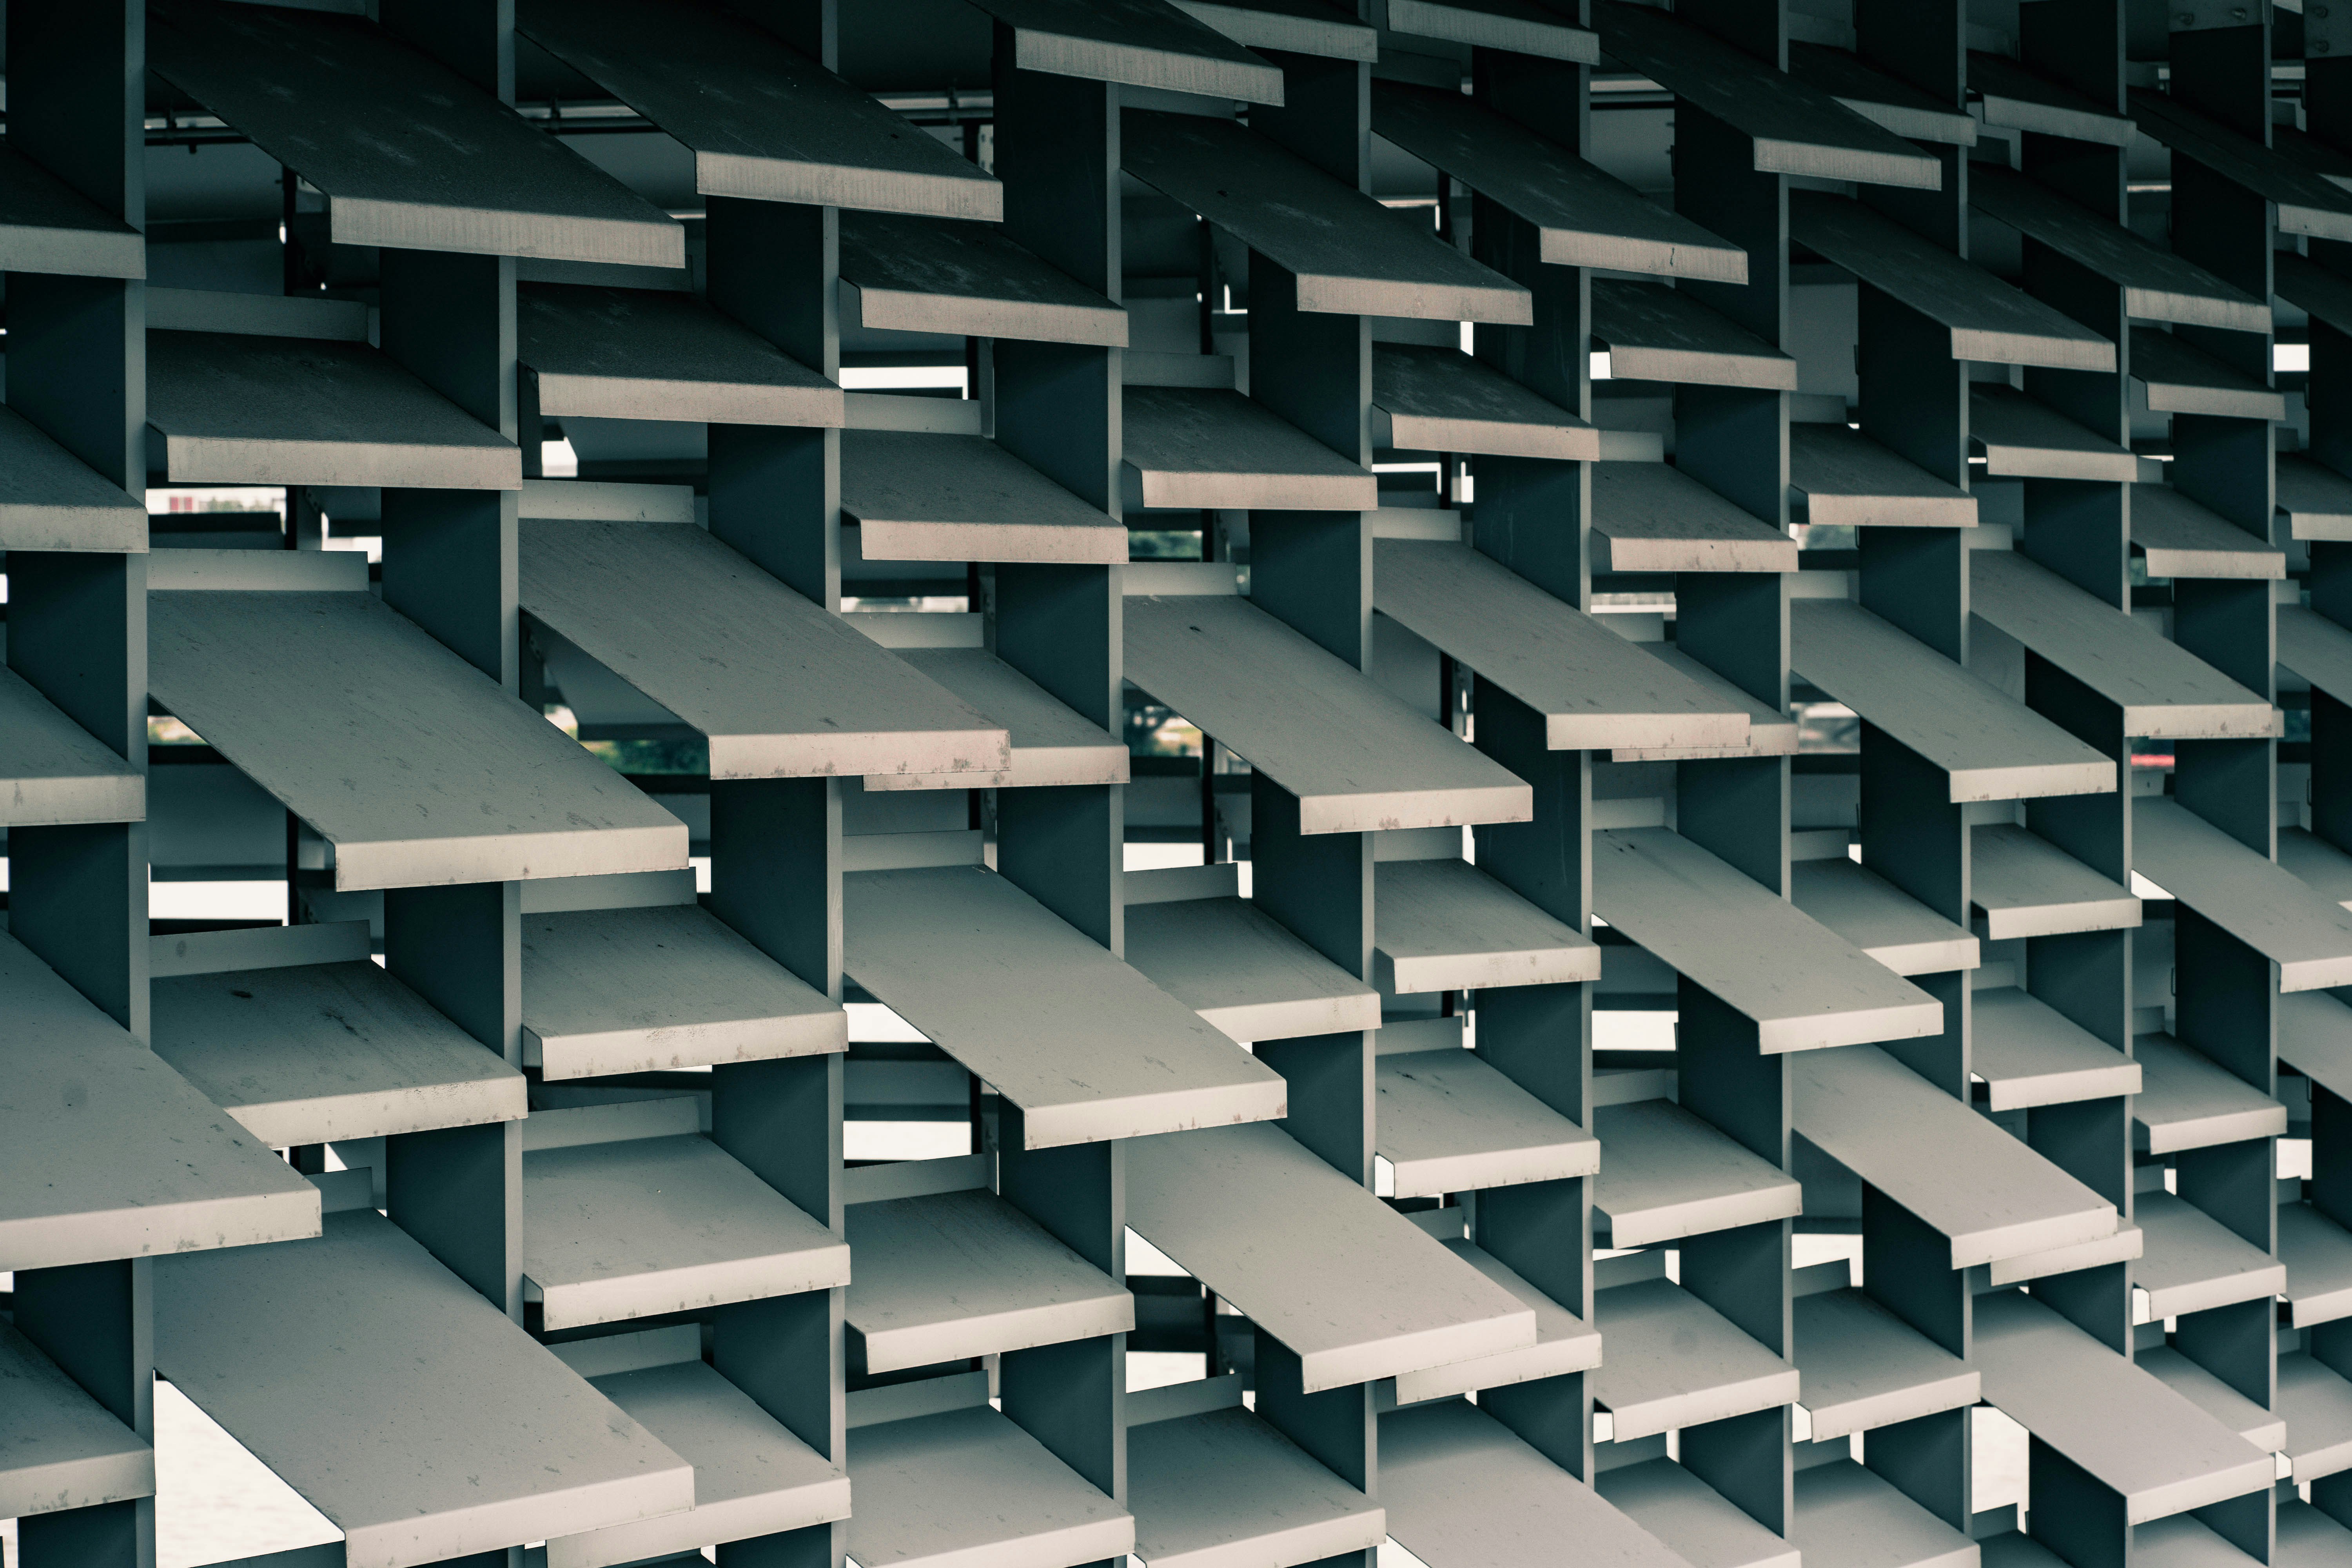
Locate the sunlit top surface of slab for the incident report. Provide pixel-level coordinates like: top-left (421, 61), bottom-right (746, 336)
top-left (1970, 164), bottom-right (2268, 333)
top-left (1124, 110), bottom-right (1531, 325)
top-left (520, 519), bottom-right (1010, 784)
top-left (1791, 599), bottom-right (2114, 801)
top-left (967, 0), bottom-right (1287, 101)
top-left (1370, 81), bottom-right (1746, 283)
top-left (157, 1201), bottom-right (694, 1568)
top-left (519, 0), bottom-right (1002, 220)
top-left (0, 143), bottom-right (143, 280)
top-left (1128, 1121), bottom-right (1537, 1390)
top-left (1374, 539), bottom-right (1753, 752)
top-left (149, 586), bottom-right (689, 890)
top-left (1127, 592), bottom-right (1533, 834)
top-left (147, 330), bottom-right (521, 492)
top-left (1592, 1), bottom-right (1942, 189)
top-left (838, 212), bottom-right (1125, 345)
top-left (1592, 828), bottom-right (1945, 1053)
top-left (1969, 550), bottom-right (2277, 740)
top-left (148, 0), bottom-right (682, 266)
top-left (846, 865), bottom-right (1289, 1147)
top-left (0, 929), bottom-right (322, 1273)
top-left (1791, 192), bottom-right (2118, 370)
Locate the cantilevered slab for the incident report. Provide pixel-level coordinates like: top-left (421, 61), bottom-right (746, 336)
top-left (2129, 88), bottom-right (2352, 242)
top-left (848, 1189), bottom-right (1132, 1373)
top-left (1791, 192), bottom-right (2116, 371)
top-left (1126, 1121), bottom-right (1536, 1390)
top-left (522, 903), bottom-right (845, 1081)
top-left (148, 330), bottom-right (520, 490)
top-left (1124, 895), bottom-right (1378, 1044)
top-left (1127, 592), bottom-right (1532, 833)
top-left (839, 212), bottom-right (1125, 345)
top-left (1170, 0), bottom-right (1377, 60)
top-left (1593, 829), bottom-right (1944, 1052)
top-left (1129, 1403), bottom-right (1386, 1568)
top-left (1969, 52), bottom-right (2135, 146)
top-left (2281, 991), bottom-right (2352, 1103)
top-left (2280, 1499), bottom-right (2352, 1561)
top-left (1612, 643), bottom-right (1801, 760)
top-left (150, 588), bottom-right (687, 889)
top-left (2135, 1192), bottom-right (2285, 1319)
top-left (1789, 859), bottom-right (1978, 976)
top-left (1787, 43), bottom-right (1977, 146)
top-left (1594, 1098), bottom-right (1803, 1249)
top-left (1599, 1457), bottom-right (1800, 1568)
top-left (1374, 539), bottom-right (1752, 752)
top-left (2292, 829), bottom-right (2352, 913)
top-left (1590, 280), bottom-right (1798, 389)
top-left (552, 1356), bottom-right (849, 1568)
top-left (1970, 385), bottom-right (2143, 483)
top-left (2136, 798), bottom-right (2352, 992)
top-left (1970, 549), bottom-right (2278, 740)
top-left (2279, 455), bottom-right (2352, 543)
top-left (157, 1203), bottom-right (693, 1567)
top-left (846, 865), bottom-right (1288, 1146)
top-left (1390, 1238), bottom-right (1602, 1404)
top-left (2130, 326), bottom-right (2286, 421)
top-left (2281, 606), bottom-right (2352, 709)
top-left (524, 1116), bottom-right (850, 1330)
top-left (2134, 1515), bottom-right (2273, 1566)
top-left (149, 0), bottom-right (680, 266)
top-left (517, 0), bottom-right (1000, 219)
top-left (849, 1399), bottom-right (1133, 1568)
top-left (0, 666), bottom-right (143, 828)
top-left (1788, 423), bottom-right (1976, 528)
top-left (153, 960), bottom-right (525, 1147)
top-left (1372, 345), bottom-right (1600, 460)
top-left (1971, 988), bottom-right (2140, 1112)
top-left (863, 647), bottom-right (1126, 790)
top-left (1123, 386), bottom-right (1377, 511)
top-left (519, 519), bottom-right (1008, 782)
top-left (2279, 1353), bottom-right (2352, 1484)
top-left (1374, 857), bottom-right (1599, 994)
top-left (1792, 1460), bottom-right (1977, 1568)
top-left (1794, 1291), bottom-right (1978, 1442)
top-left (520, 284), bottom-right (843, 427)
top-left (2131, 485), bottom-right (2283, 579)
top-left (0, 1319), bottom-right (154, 1521)
top-left (0, 929), bottom-right (320, 1272)
top-left (0, 405), bottom-right (147, 552)
top-left (1384, 0), bottom-right (1597, 60)
top-left (1593, 1277), bottom-right (1799, 1440)
top-left (2280, 123), bottom-right (2352, 196)
top-left (0, 144), bottom-right (143, 279)
top-left (2280, 252), bottom-right (2352, 340)
top-left (1591, 462), bottom-right (1797, 573)
top-left (1971, 165), bottom-right (2268, 333)
top-left (1793, 1045), bottom-right (2116, 1267)
top-left (1973, 1289), bottom-right (2272, 1524)
top-left (1793, 600), bottom-right (2110, 802)
top-left (1375, 1048), bottom-right (1599, 1199)
top-left (2138, 1347), bottom-right (2284, 1455)
top-left (842, 430), bottom-right (1125, 564)
top-left (967, 0), bottom-right (1284, 102)
top-left (1125, 110), bottom-right (1529, 324)
top-left (2282, 1203), bottom-right (2352, 1329)
top-left (1370, 80), bottom-right (1745, 283)
top-left (1382, 1400), bottom-right (1689, 1568)
top-left (1592, 2), bottom-right (1940, 189)
top-left (2132, 1034), bottom-right (2287, 1155)
top-left (1955, 806), bottom-right (2123, 929)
